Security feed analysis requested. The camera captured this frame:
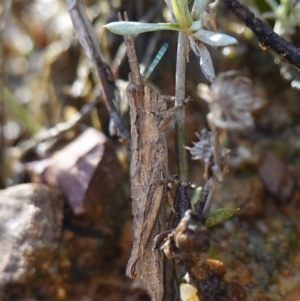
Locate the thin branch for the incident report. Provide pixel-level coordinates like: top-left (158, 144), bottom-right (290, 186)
top-left (221, 0), bottom-right (300, 70)
top-left (66, 0), bottom-right (130, 142)
top-left (0, 0), bottom-right (12, 187)
top-left (175, 32), bottom-right (189, 182)
top-left (111, 1), bottom-right (163, 73)
top-left (119, 12), bottom-right (143, 86)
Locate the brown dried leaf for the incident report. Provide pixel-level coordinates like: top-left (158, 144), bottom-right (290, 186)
top-left (27, 128), bottom-right (124, 214)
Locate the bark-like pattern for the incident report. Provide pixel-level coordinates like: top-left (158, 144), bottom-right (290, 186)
top-left (126, 79), bottom-right (168, 301)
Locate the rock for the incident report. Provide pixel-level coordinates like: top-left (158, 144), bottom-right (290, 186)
top-left (215, 176), bottom-right (265, 219)
top-left (26, 128), bottom-right (125, 215)
top-left (0, 184), bottom-right (63, 292)
top-left (236, 176), bottom-right (265, 218)
top-left (228, 281), bottom-right (247, 301)
top-left (257, 151), bottom-right (295, 204)
top-left (282, 287), bottom-right (300, 301)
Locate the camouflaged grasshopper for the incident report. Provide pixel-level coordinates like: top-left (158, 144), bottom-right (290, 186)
top-left (123, 20), bottom-right (190, 301)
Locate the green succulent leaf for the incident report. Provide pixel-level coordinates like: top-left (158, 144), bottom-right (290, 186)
top-left (198, 43), bottom-right (215, 83)
top-left (189, 20), bottom-right (202, 31)
top-left (205, 208), bottom-right (239, 228)
top-left (193, 29), bottom-right (238, 47)
top-left (190, 186), bottom-right (202, 210)
top-left (164, 0), bottom-right (174, 16)
top-left (171, 0), bottom-right (193, 29)
top-left (104, 21), bottom-right (181, 35)
top-left (191, 0), bottom-right (209, 20)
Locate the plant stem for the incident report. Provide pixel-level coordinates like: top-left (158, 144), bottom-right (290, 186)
top-left (175, 32), bottom-right (188, 182)
top-left (0, 0), bottom-right (12, 188)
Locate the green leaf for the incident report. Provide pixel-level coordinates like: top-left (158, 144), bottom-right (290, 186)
top-left (205, 208), bottom-right (239, 227)
top-left (189, 20), bottom-right (202, 31)
top-left (198, 43), bottom-right (215, 83)
top-left (171, 0), bottom-right (193, 29)
top-left (4, 87), bottom-right (42, 134)
top-left (190, 186), bottom-right (202, 210)
top-left (104, 21), bottom-right (181, 35)
top-left (191, 0), bottom-right (209, 20)
top-left (193, 29), bottom-right (238, 47)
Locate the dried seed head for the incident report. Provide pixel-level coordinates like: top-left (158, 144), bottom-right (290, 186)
top-left (174, 210), bottom-right (210, 254)
top-left (187, 130), bottom-right (230, 181)
top-left (198, 70), bottom-right (264, 130)
top-left (158, 210), bottom-right (211, 260)
top-left (187, 129), bottom-right (214, 164)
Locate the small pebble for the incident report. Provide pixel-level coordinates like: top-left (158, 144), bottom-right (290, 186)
top-left (180, 283), bottom-right (200, 301)
top-left (57, 287), bottom-right (67, 300)
top-left (258, 151), bottom-right (295, 204)
top-left (206, 259), bottom-right (227, 278)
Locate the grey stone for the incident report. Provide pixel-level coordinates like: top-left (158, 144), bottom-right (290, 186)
top-left (0, 184), bottom-right (63, 290)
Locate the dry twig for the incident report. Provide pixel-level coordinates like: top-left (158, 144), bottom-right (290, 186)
top-left (222, 0), bottom-right (300, 70)
top-left (66, 0), bottom-right (130, 141)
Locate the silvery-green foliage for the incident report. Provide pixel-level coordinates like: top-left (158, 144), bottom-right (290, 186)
top-left (104, 0), bottom-right (238, 82)
top-left (191, 0), bottom-right (209, 20)
top-left (170, 0), bottom-right (193, 29)
top-left (198, 42), bottom-right (215, 82)
top-left (105, 22), bottom-right (181, 35)
top-left (261, 0), bottom-right (300, 37)
top-left (193, 29), bottom-right (238, 47)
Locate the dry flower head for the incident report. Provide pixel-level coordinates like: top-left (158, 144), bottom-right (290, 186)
top-left (187, 130), bottom-right (229, 182)
top-left (187, 130), bottom-right (214, 164)
top-left (198, 70), bottom-right (264, 130)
